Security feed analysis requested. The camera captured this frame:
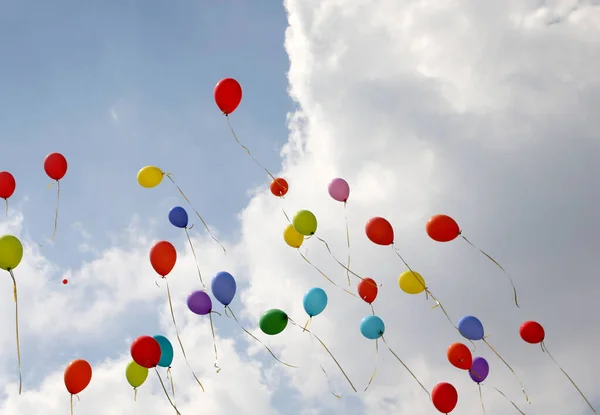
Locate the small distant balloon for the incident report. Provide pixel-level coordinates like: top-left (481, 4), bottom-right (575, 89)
top-left (168, 206), bottom-right (188, 228)
top-left (130, 336), bottom-right (162, 369)
top-left (137, 166), bottom-right (164, 188)
top-left (187, 290), bottom-right (213, 315)
top-left (457, 315), bottom-right (484, 341)
top-left (426, 215), bottom-right (460, 242)
top-left (292, 210), bottom-right (317, 236)
top-left (149, 241), bottom-right (177, 277)
top-left (447, 343), bottom-right (472, 370)
top-left (64, 359), bottom-right (92, 395)
top-left (519, 321), bottom-right (545, 344)
top-left (211, 271), bottom-right (237, 306)
top-left (259, 309), bottom-right (288, 335)
top-left (0, 171), bottom-right (16, 200)
top-left (153, 335), bottom-right (174, 368)
top-left (0, 235), bottom-right (23, 271)
top-left (303, 287), bottom-right (328, 317)
top-left (357, 278), bottom-right (378, 304)
top-left (125, 361), bottom-right (149, 389)
top-left (214, 78), bottom-right (242, 115)
top-left (328, 178), bottom-right (350, 202)
top-left (44, 152), bottom-right (68, 181)
top-left (365, 217), bottom-right (394, 246)
top-left (62, 279), bottom-right (68, 285)
top-left (270, 178), bottom-right (289, 197)
top-left (469, 357), bottom-right (489, 383)
top-left (360, 315), bottom-right (385, 340)
top-left (283, 224), bottom-right (304, 248)
top-left (398, 270), bottom-right (426, 295)
top-left (431, 382), bottom-right (458, 413)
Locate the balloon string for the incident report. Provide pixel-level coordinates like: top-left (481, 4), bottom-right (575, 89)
top-left (308, 328), bottom-right (341, 399)
top-left (380, 334), bottom-right (430, 398)
top-left (297, 250), bottom-right (358, 298)
top-left (541, 341), bottom-right (596, 413)
top-left (364, 338), bottom-right (379, 392)
top-left (133, 387), bottom-right (137, 402)
top-left (289, 318), bottom-right (357, 392)
top-left (225, 115), bottom-right (276, 181)
top-left (8, 269), bottom-right (22, 394)
top-left (460, 234), bottom-right (519, 308)
top-left (164, 173), bottom-right (225, 254)
top-left (167, 367), bottom-right (176, 405)
top-left (303, 316), bottom-right (311, 332)
top-left (70, 394), bottom-right (73, 415)
top-left (184, 228), bottom-right (205, 289)
top-left (165, 280), bottom-right (205, 392)
top-left (478, 383), bottom-right (486, 414)
top-left (482, 339), bottom-right (529, 403)
top-left (50, 180), bottom-right (60, 241)
top-left (492, 387), bottom-right (526, 415)
top-left (5, 198), bottom-right (8, 215)
top-left (343, 202), bottom-right (351, 286)
top-left (208, 312), bottom-right (221, 373)
top-left (370, 304), bottom-right (375, 315)
top-left (226, 306), bottom-right (297, 368)
top-left (155, 368), bottom-right (182, 415)
top-left (314, 236), bottom-right (365, 280)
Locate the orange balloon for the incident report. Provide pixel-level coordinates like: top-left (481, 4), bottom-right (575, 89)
top-left (149, 241), bottom-right (177, 277)
top-left (365, 217), bottom-right (394, 246)
top-left (446, 342), bottom-right (472, 370)
top-left (270, 178), bottom-right (289, 197)
top-left (426, 214), bottom-right (460, 242)
top-left (64, 359), bottom-right (92, 395)
top-left (357, 278), bottom-right (378, 304)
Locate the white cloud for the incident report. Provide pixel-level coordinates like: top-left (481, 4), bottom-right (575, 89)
top-left (1, 1), bottom-right (600, 414)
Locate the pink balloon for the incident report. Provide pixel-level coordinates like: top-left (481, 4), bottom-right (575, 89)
top-left (328, 178), bottom-right (350, 202)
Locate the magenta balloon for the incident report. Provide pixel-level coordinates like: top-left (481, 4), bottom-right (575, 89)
top-left (328, 178), bottom-right (350, 202)
top-left (469, 357), bottom-right (489, 383)
top-left (187, 290), bottom-right (212, 315)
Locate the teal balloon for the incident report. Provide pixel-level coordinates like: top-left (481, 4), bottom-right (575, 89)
top-left (303, 287), bottom-right (328, 317)
top-left (360, 315), bottom-right (385, 340)
top-left (153, 335), bottom-right (174, 367)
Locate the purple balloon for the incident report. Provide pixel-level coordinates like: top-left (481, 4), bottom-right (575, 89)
top-left (328, 178), bottom-right (350, 202)
top-left (469, 357), bottom-right (489, 383)
top-left (187, 290), bottom-right (212, 315)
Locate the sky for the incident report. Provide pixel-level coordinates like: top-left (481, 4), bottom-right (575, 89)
top-left (0, 0), bottom-right (599, 414)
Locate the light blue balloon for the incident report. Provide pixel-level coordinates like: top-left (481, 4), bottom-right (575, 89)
top-left (360, 315), bottom-right (385, 340)
top-left (153, 335), bottom-right (174, 368)
top-left (303, 287), bottom-right (328, 317)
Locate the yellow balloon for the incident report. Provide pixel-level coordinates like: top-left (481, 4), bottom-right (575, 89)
top-left (398, 270), bottom-right (426, 294)
top-left (0, 235), bottom-right (23, 271)
top-left (125, 361), bottom-right (148, 388)
top-left (283, 224), bottom-right (304, 248)
top-left (137, 166), bottom-right (164, 188)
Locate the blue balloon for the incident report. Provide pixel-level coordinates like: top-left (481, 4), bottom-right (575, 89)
top-left (211, 271), bottom-right (237, 306)
top-left (303, 287), bottom-right (328, 317)
top-left (153, 335), bottom-right (174, 368)
top-left (458, 315), bottom-right (484, 341)
top-left (360, 315), bottom-right (385, 340)
top-left (168, 206), bottom-right (188, 228)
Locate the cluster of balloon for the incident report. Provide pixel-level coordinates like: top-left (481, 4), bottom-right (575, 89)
top-left (0, 234), bottom-right (24, 394)
top-left (168, 206), bottom-right (205, 288)
top-left (520, 321), bottom-right (596, 413)
top-left (64, 359), bottom-right (92, 414)
top-left (432, 382), bottom-right (459, 414)
top-left (426, 214), bottom-right (520, 308)
top-left (187, 289), bottom-right (221, 372)
top-left (0, 171), bottom-right (16, 214)
top-left (137, 166), bottom-right (224, 252)
top-left (327, 178), bottom-right (352, 285)
top-left (43, 152), bottom-right (68, 240)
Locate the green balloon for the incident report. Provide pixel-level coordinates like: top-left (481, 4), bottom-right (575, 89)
top-left (292, 210), bottom-right (317, 236)
top-left (0, 235), bottom-right (23, 271)
top-left (126, 360), bottom-right (149, 388)
top-left (259, 309), bottom-right (289, 335)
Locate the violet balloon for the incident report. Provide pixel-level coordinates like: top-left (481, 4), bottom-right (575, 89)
top-left (187, 290), bottom-right (212, 315)
top-left (328, 178), bottom-right (350, 202)
top-left (469, 356), bottom-right (489, 383)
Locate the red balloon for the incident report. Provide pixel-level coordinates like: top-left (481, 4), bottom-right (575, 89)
top-left (149, 241), bottom-right (177, 277)
top-left (447, 343), bottom-right (472, 370)
top-left (214, 78), bottom-right (242, 115)
top-left (44, 152), bottom-right (68, 181)
top-left (130, 336), bottom-right (161, 368)
top-left (426, 214), bottom-right (460, 242)
top-left (62, 279), bottom-right (68, 285)
top-left (357, 278), bottom-right (378, 304)
top-left (432, 382), bottom-right (458, 413)
top-left (0, 171), bottom-right (16, 199)
top-left (365, 217), bottom-right (394, 246)
top-left (520, 321), bottom-right (545, 344)
top-left (270, 178), bottom-right (289, 197)
top-left (64, 359), bottom-right (92, 395)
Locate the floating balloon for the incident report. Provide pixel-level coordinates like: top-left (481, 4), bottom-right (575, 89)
top-left (64, 359), bottom-right (92, 395)
top-left (469, 357), bottom-right (489, 383)
top-left (187, 290), bottom-right (212, 315)
top-left (130, 336), bottom-right (162, 369)
top-left (398, 270), bottom-right (426, 295)
top-left (62, 279), bottom-right (68, 285)
top-left (125, 360), bottom-right (149, 389)
top-left (360, 315), bottom-right (385, 339)
top-left (283, 224), bottom-right (304, 248)
top-left (168, 206), bottom-right (188, 229)
top-left (365, 217), bottom-right (394, 246)
top-left (0, 171), bottom-right (16, 200)
top-left (357, 278), bottom-right (378, 304)
top-left (259, 309), bottom-right (289, 335)
top-left (270, 178), bottom-right (289, 197)
top-left (137, 166), bottom-right (164, 188)
top-left (292, 210), bottom-right (317, 236)
top-left (426, 214), bottom-right (460, 242)
top-left (149, 241), bottom-right (177, 277)
top-left (44, 152), bottom-right (68, 181)
top-left (303, 287), bottom-right (328, 317)
top-left (447, 343), bottom-right (472, 370)
top-left (432, 382), bottom-right (458, 413)
top-left (0, 235), bottom-right (23, 271)
top-left (214, 78), bottom-right (242, 115)
top-left (519, 321), bottom-right (545, 344)
top-left (211, 271), bottom-right (237, 306)
top-left (153, 335), bottom-right (174, 368)
top-left (328, 178), bottom-right (350, 202)
top-left (457, 315), bottom-right (484, 341)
